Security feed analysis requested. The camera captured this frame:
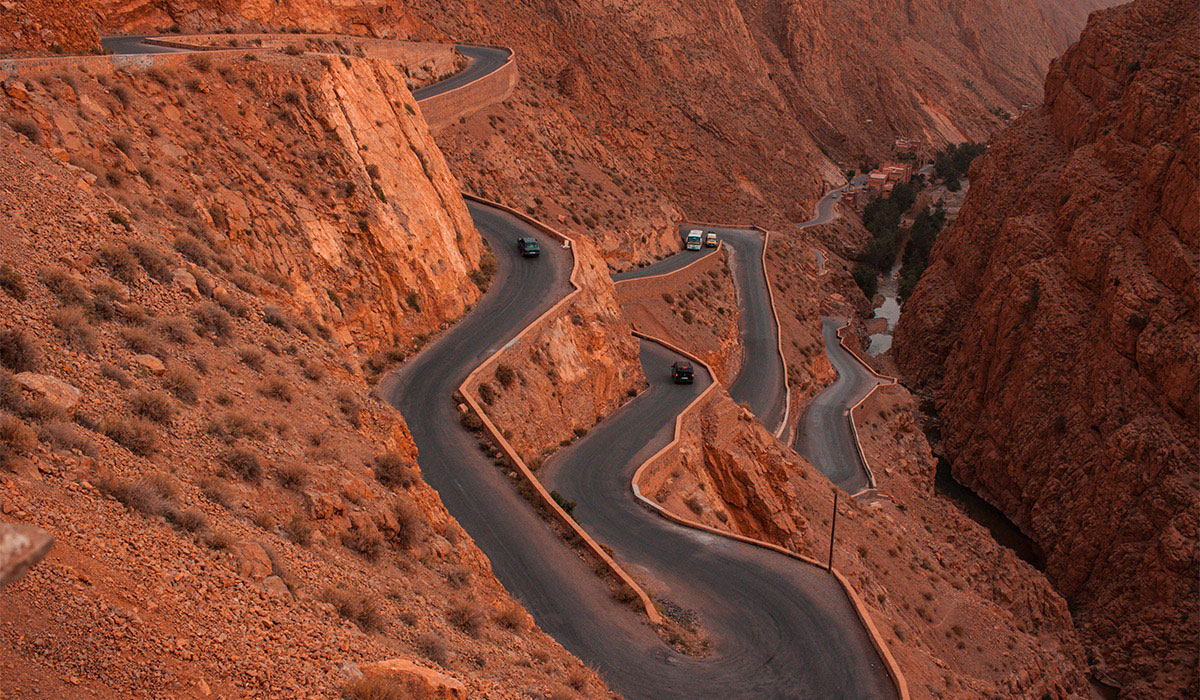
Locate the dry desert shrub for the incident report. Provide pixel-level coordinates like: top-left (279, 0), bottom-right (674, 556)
top-left (88, 280), bottom-right (127, 319)
top-left (222, 444), bottom-right (265, 481)
top-left (98, 242), bottom-right (141, 285)
top-left (40, 420), bottom-right (97, 457)
top-left (301, 359), bottom-right (324, 382)
top-left (40, 266), bottom-right (88, 305)
top-left (415, 631), bottom-right (450, 666)
top-left (173, 234), bottom-right (212, 266)
top-left (372, 451), bottom-right (414, 489)
top-left (494, 363), bottom-right (516, 388)
top-left (120, 327), bottom-right (165, 356)
top-left (0, 413), bottom-right (36, 469)
top-left (0, 263), bottom-right (27, 300)
top-left (207, 411), bottom-right (266, 442)
top-left (157, 315), bottom-right (195, 344)
top-left (237, 346), bottom-right (265, 371)
top-left (322, 586), bottom-right (385, 632)
top-left (261, 305), bottom-right (292, 330)
top-left (277, 460), bottom-right (309, 490)
top-left (162, 363), bottom-right (198, 403)
top-left (99, 362), bottom-right (133, 388)
top-left (493, 602), bottom-right (529, 632)
top-left (259, 377), bottom-right (292, 402)
top-left (194, 301), bottom-right (233, 338)
top-left (199, 475), bottom-right (233, 508)
top-left (342, 528), bottom-right (384, 561)
top-left (284, 514), bottom-right (311, 545)
top-left (447, 600), bottom-right (486, 637)
top-left (8, 116), bottom-right (42, 144)
top-left (0, 328), bottom-right (41, 372)
top-left (99, 414), bottom-right (159, 456)
top-left (51, 306), bottom-right (99, 351)
top-left (127, 241), bottom-right (174, 283)
top-left (128, 388), bottom-right (175, 423)
top-left (391, 498), bottom-right (423, 550)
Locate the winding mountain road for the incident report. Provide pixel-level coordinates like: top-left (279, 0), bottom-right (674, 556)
top-left (613, 226), bottom-right (787, 437)
top-left (382, 201), bottom-right (895, 698)
top-left (795, 319), bottom-right (887, 493)
top-left (92, 35), bottom-right (898, 698)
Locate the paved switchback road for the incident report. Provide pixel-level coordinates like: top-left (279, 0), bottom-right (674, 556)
top-left (382, 203), bottom-right (895, 698)
top-left (412, 45), bottom-right (511, 100)
top-left (796, 319), bottom-right (886, 493)
top-left (613, 226), bottom-right (788, 436)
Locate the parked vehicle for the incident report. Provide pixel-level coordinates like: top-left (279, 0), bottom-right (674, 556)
top-left (704, 231), bottom-right (718, 248)
top-left (686, 230), bottom-right (703, 251)
top-left (517, 237), bottom-right (541, 257)
top-left (671, 361), bottom-right (695, 384)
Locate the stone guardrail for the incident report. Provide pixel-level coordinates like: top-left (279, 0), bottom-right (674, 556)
top-left (417, 46), bottom-right (516, 131)
top-left (676, 221), bottom-right (792, 440)
top-left (2, 34), bottom-right (515, 132)
top-left (456, 193), bottom-right (664, 627)
top-left (627, 330), bottom-right (910, 700)
top-left (833, 322), bottom-right (899, 494)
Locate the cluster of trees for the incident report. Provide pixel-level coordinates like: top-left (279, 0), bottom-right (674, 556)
top-left (850, 182), bottom-right (916, 299)
top-left (897, 206), bottom-right (947, 300)
top-left (932, 142), bottom-right (987, 190)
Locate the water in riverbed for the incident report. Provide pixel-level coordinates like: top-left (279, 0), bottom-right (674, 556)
top-left (867, 261), bottom-right (902, 355)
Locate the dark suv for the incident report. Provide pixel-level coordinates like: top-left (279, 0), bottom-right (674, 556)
top-left (671, 361), bottom-right (695, 384)
top-left (517, 237), bottom-right (541, 257)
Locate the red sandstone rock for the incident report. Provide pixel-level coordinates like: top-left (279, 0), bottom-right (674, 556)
top-left (895, 1), bottom-right (1198, 695)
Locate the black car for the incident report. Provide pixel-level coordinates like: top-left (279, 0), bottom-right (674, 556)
top-left (517, 237), bottom-right (541, 257)
top-left (671, 361), bottom-right (694, 384)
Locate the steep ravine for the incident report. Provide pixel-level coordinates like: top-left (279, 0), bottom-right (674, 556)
top-left (894, 1), bottom-right (1199, 696)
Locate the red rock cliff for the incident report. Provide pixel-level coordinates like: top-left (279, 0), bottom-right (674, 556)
top-left (894, 1), bottom-right (1198, 696)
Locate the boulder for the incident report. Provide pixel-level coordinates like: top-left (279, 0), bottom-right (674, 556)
top-left (0, 524), bottom-right (54, 588)
top-left (14, 372), bottom-right (81, 412)
top-left (261, 575), bottom-right (290, 598)
top-left (172, 268), bottom-right (199, 297)
top-left (356, 658), bottom-right (464, 699)
top-left (230, 541), bottom-right (272, 580)
top-left (303, 489), bottom-right (344, 520)
top-left (132, 354), bottom-right (165, 375)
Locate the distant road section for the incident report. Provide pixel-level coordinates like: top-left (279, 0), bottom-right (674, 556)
top-left (412, 45), bottom-right (511, 100)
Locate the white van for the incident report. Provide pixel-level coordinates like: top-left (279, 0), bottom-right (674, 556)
top-left (686, 230), bottom-right (703, 251)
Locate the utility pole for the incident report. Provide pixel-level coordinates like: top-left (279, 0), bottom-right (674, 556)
top-left (827, 489), bottom-right (839, 572)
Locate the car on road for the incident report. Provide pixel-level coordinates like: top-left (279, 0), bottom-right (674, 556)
top-left (832, 193), bottom-right (839, 199)
top-left (517, 237), bottom-right (540, 257)
top-left (685, 230), bottom-right (703, 251)
top-left (671, 361), bottom-right (695, 384)
top-left (704, 231), bottom-right (718, 247)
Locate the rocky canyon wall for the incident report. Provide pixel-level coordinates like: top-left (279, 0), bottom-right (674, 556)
top-left (2, 48), bottom-right (486, 363)
top-left (894, 0), bottom-right (1198, 696)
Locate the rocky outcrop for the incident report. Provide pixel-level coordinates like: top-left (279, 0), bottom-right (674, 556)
top-left (894, 1), bottom-right (1198, 695)
top-left (0, 0), bottom-right (100, 56)
top-left (470, 234), bottom-right (643, 465)
top-left (1, 49), bottom-right (485, 361)
top-left (91, 0), bottom-right (439, 40)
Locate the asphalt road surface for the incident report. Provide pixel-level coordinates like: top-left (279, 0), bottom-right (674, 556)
top-left (412, 45), bottom-right (511, 100)
top-left (795, 318), bottom-right (886, 493)
top-left (89, 38), bottom-right (896, 697)
top-left (612, 227), bottom-right (788, 436)
top-left (381, 200), bottom-right (895, 697)
top-left (100, 36), bottom-right (187, 55)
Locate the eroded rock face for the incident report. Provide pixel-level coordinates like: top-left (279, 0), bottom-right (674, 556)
top-left (894, 1), bottom-right (1198, 694)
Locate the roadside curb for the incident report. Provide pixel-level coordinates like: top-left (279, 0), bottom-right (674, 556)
top-left (611, 240), bottom-right (723, 286)
top-left (675, 222), bottom-right (791, 439)
top-left (457, 193), bottom-right (665, 627)
top-left (628, 330), bottom-right (910, 700)
top-left (833, 321), bottom-right (899, 491)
